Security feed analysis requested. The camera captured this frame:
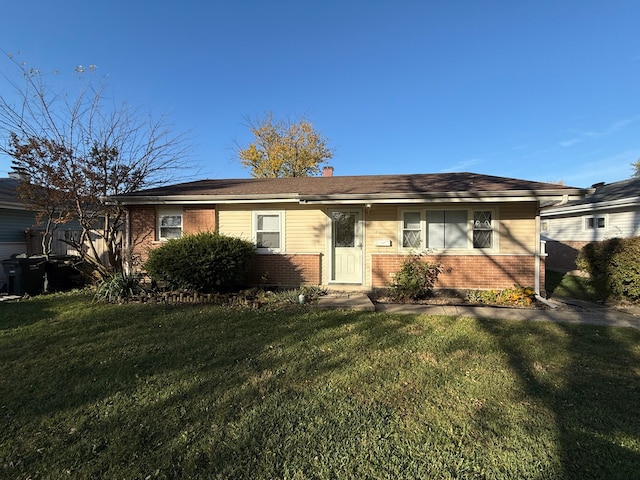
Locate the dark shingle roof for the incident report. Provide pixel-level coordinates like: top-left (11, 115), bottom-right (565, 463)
top-left (575, 177), bottom-right (640, 204)
top-left (111, 172), bottom-right (583, 204)
top-left (543, 176), bottom-right (640, 211)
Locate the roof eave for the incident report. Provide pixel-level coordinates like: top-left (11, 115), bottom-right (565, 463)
top-left (103, 193), bottom-right (302, 205)
top-left (541, 196), bottom-right (640, 216)
top-left (105, 188), bottom-right (588, 206)
top-left (299, 189), bottom-right (588, 204)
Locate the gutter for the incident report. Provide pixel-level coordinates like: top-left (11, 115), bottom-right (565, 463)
top-left (101, 194), bottom-right (302, 206)
top-left (104, 188), bottom-right (590, 206)
top-left (541, 196), bottom-right (640, 216)
top-left (299, 189), bottom-right (589, 204)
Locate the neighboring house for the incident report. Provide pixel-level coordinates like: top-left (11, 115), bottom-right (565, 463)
top-left (106, 169), bottom-right (588, 295)
top-left (0, 173), bottom-right (88, 291)
top-left (0, 175), bottom-right (39, 288)
top-left (541, 176), bottom-right (640, 272)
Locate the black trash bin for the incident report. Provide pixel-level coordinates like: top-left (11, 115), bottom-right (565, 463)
top-left (1, 255), bottom-right (47, 296)
top-left (46, 255), bottom-right (79, 292)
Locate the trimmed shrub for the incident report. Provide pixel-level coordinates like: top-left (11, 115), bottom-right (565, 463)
top-left (576, 236), bottom-right (640, 302)
top-left (388, 254), bottom-right (443, 301)
top-left (144, 232), bottom-right (256, 293)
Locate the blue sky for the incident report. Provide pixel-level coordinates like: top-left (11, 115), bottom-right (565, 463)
top-left (1, 0), bottom-right (639, 188)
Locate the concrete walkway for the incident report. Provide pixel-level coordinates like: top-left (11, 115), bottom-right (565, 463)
top-left (317, 293), bottom-right (640, 330)
top-left (0, 294), bottom-right (21, 302)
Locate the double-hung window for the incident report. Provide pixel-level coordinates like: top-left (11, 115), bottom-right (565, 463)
top-left (158, 207), bottom-right (183, 240)
top-left (402, 211), bottom-right (422, 248)
top-left (254, 211), bottom-right (283, 253)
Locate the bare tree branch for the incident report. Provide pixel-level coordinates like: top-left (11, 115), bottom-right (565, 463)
top-left (0, 51), bottom-right (191, 278)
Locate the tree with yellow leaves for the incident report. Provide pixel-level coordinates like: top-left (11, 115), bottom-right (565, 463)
top-left (237, 112), bottom-right (333, 177)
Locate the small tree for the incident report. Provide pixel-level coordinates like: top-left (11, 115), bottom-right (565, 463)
top-left (632, 159), bottom-right (640, 177)
top-left (236, 112), bottom-right (333, 178)
top-left (0, 52), bottom-right (189, 279)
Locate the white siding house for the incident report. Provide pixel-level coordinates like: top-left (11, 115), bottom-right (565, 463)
top-left (541, 177), bottom-right (640, 271)
top-left (0, 177), bottom-right (37, 289)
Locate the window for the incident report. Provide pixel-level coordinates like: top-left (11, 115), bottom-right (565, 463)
top-left (473, 211), bottom-right (493, 249)
top-left (427, 210), bottom-right (468, 249)
top-left (332, 212), bottom-right (357, 247)
top-left (584, 216), bottom-right (606, 230)
top-left (158, 207), bottom-right (183, 240)
top-left (400, 208), bottom-right (496, 251)
top-left (254, 211), bottom-right (283, 252)
top-left (402, 211), bottom-right (422, 248)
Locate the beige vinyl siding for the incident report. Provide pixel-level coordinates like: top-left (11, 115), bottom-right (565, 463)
top-left (365, 205), bottom-right (398, 253)
top-left (217, 206), bottom-right (253, 242)
top-left (363, 205), bottom-right (398, 288)
top-left (216, 204), bottom-right (326, 252)
top-left (285, 206), bottom-right (326, 252)
top-left (499, 202), bottom-right (537, 254)
top-left (366, 202), bottom-right (537, 255)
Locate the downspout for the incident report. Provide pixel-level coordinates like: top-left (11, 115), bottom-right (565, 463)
top-left (534, 207), bottom-right (541, 297)
top-left (124, 206), bottom-right (131, 276)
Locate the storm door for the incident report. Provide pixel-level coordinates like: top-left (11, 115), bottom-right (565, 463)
top-left (330, 210), bottom-right (363, 284)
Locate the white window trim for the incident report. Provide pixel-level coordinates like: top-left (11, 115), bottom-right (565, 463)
top-left (157, 206), bottom-right (183, 241)
top-left (472, 209), bottom-right (496, 251)
top-left (399, 209), bottom-right (425, 250)
top-left (252, 210), bottom-right (285, 254)
top-left (398, 207), bottom-right (498, 253)
top-left (583, 214), bottom-right (607, 231)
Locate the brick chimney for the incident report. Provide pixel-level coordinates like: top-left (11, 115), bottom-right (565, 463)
top-left (322, 166), bottom-right (334, 177)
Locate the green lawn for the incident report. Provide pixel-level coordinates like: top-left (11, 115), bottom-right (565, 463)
top-left (545, 270), bottom-right (604, 303)
top-left (1, 292), bottom-right (639, 479)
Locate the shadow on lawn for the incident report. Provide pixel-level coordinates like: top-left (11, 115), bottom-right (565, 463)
top-left (4, 296), bottom-right (640, 478)
top-left (1, 301), bottom-right (374, 477)
top-left (478, 315), bottom-right (640, 479)
top-left (0, 294), bottom-right (70, 331)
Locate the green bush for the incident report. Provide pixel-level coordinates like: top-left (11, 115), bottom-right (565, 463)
top-left (94, 272), bottom-right (146, 303)
top-left (388, 254), bottom-right (442, 301)
top-left (144, 232), bottom-right (256, 293)
top-left (576, 236), bottom-right (640, 301)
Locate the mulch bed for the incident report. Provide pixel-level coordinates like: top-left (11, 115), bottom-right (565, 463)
top-left (368, 290), bottom-right (591, 312)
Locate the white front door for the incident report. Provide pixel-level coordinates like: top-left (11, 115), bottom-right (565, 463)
top-left (330, 210), bottom-right (363, 284)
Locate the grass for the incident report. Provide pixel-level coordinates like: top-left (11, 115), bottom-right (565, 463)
top-left (545, 270), bottom-right (605, 303)
top-left (1, 291), bottom-right (640, 479)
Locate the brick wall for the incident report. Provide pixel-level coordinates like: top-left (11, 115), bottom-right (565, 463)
top-left (372, 254), bottom-right (542, 291)
top-left (249, 253), bottom-right (322, 287)
top-left (183, 206), bottom-right (216, 235)
top-left (127, 206), bottom-right (217, 267)
top-left (128, 206), bottom-right (156, 266)
top-left (545, 240), bottom-right (589, 272)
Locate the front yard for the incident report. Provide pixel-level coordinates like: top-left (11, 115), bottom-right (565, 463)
top-left (1, 292), bottom-right (639, 479)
